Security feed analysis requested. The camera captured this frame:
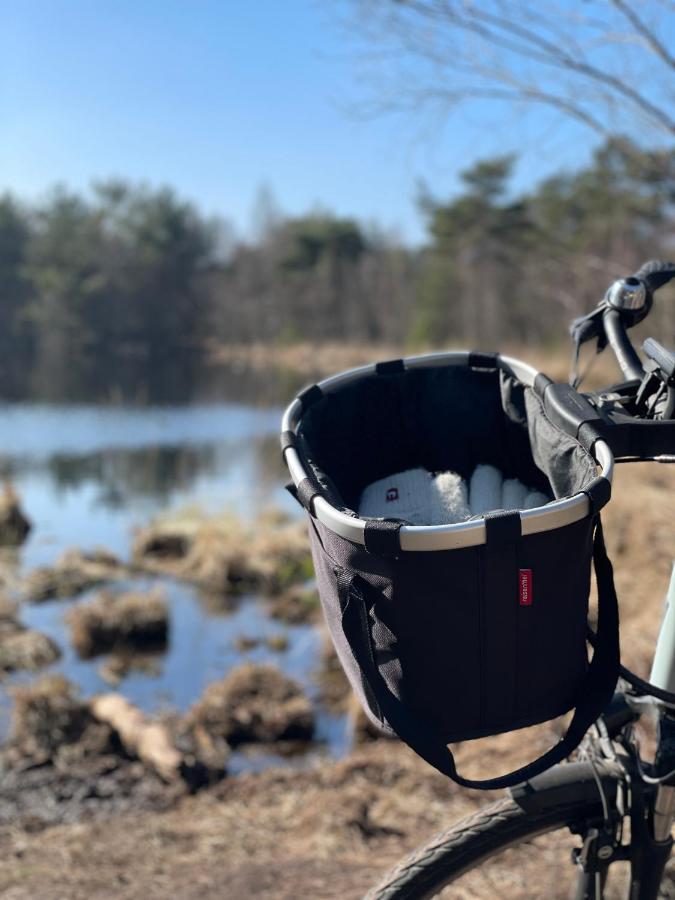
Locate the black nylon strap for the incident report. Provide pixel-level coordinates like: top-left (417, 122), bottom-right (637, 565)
top-left (341, 519), bottom-right (619, 790)
top-left (618, 666), bottom-right (675, 705)
top-left (534, 372), bottom-right (553, 400)
top-left (484, 509), bottom-right (521, 545)
top-left (586, 627), bottom-right (675, 705)
top-left (577, 421), bottom-right (605, 454)
top-left (280, 430), bottom-right (296, 454)
top-left (469, 351), bottom-right (498, 370)
top-left (296, 475), bottom-right (322, 515)
top-left (483, 510), bottom-right (521, 726)
top-left (336, 568), bottom-right (387, 725)
top-left (298, 384), bottom-right (323, 411)
top-left (583, 476), bottom-right (612, 515)
top-left (363, 519), bottom-right (402, 557)
top-left (375, 359), bottom-right (405, 375)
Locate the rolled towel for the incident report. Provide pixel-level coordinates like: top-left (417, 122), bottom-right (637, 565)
top-left (430, 471), bottom-right (471, 525)
top-left (524, 490), bottom-right (550, 509)
top-left (358, 467), bottom-right (434, 525)
top-left (501, 478), bottom-right (528, 511)
top-left (469, 464), bottom-right (503, 516)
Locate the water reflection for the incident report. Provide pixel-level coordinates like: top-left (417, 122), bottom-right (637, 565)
top-left (2, 349), bottom-right (310, 407)
top-left (0, 395), bottom-right (349, 765)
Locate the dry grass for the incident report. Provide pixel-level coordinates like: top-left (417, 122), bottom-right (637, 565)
top-left (133, 512), bottom-right (312, 597)
top-left (186, 663), bottom-right (315, 747)
top-left (67, 588), bottom-right (168, 659)
top-left (206, 339), bottom-right (626, 388)
top-left (0, 599), bottom-right (60, 674)
top-left (22, 548), bottom-right (130, 603)
top-left (0, 482), bottom-right (31, 547)
top-left (207, 340), bottom-right (403, 378)
top-left (9, 675), bottom-right (92, 757)
top-left (0, 628), bottom-right (60, 674)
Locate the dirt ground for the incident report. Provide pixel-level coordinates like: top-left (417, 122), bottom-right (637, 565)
top-left (0, 740), bottom-right (486, 900)
top-left (0, 444), bottom-right (673, 899)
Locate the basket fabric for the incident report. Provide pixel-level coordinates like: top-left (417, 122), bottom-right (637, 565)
top-left (289, 358), bottom-right (620, 790)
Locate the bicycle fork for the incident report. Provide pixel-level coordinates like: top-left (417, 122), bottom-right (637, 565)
top-left (573, 563), bottom-right (675, 899)
top-left (649, 563), bottom-right (675, 842)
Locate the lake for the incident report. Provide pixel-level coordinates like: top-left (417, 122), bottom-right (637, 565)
top-left (0, 383), bottom-right (352, 768)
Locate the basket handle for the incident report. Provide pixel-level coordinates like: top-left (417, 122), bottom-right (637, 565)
top-left (339, 519), bottom-right (619, 791)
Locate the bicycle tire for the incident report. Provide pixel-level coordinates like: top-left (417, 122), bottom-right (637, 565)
top-left (365, 794), bottom-right (612, 900)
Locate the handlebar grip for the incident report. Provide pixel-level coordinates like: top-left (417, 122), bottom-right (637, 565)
top-left (633, 259), bottom-right (675, 292)
top-left (604, 309), bottom-right (645, 381)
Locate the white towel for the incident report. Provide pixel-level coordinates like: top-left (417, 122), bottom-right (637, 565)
top-left (501, 478), bottom-right (528, 511)
top-left (358, 468), bottom-right (471, 525)
top-left (524, 490), bottom-right (550, 509)
top-left (430, 471), bottom-right (471, 525)
top-left (469, 464), bottom-right (503, 516)
top-left (359, 465), bottom-right (551, 524)
top-left (358, 468), bottom-right (435, 525)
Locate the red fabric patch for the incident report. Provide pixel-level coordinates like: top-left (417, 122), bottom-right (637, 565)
top-left (519, 569), bottom-right (533, 606)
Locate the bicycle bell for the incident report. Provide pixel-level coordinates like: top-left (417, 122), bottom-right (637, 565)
top-left (605, 276), bottom-right (651, 325)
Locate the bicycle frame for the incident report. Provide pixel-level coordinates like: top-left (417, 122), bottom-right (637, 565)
top-left (650, 564), bottom-right (675, 698)
top-left (541, 524), bottom-right (675, 897)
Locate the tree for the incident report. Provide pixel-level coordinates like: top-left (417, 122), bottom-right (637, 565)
top-left (415, 156), bottom-right (536, 343)
top-left (276, 215), bottom-right (368, 338)
top-left (0, 195), bottom-right (33, 390)
top-left (342, 1), bottom-right (675, 138)
top-left (91, 181), bottom-right (218, 357)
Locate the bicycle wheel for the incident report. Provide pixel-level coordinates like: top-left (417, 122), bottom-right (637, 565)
top-left (365, 794), bottom-right (638, 900)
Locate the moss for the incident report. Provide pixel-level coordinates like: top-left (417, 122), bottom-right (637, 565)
top-left (133, 511), bottom-right (313, 598)
top-left (268, 586), bottom-right (320, 624)
top-left (272, 553), bottom-right (314, 594)
top-left (265, 633), bottom-right (289, 652)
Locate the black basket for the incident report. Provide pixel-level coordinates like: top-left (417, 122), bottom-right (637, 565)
top-left (281, 352), bottom-right (620, 789)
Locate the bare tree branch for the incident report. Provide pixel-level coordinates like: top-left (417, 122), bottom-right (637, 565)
top-left (397, 1), bottom-right (675, 132)
top-left (342, 0), bottom-right (675, 137)
top-left (610, 0), bottom-right (675, 72)
top-left (359, 84), bottom-right (607, 133)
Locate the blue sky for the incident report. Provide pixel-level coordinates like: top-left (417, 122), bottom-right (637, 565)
top-left (0, 0), bottom-right (603, 243)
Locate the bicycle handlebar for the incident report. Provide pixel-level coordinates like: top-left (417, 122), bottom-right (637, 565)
top-left (603, 308), bottom-right (645, 381)
top-left (599, 260), bottom-right (675, 382)
top-left (634, 259), bottom-right (675, 293)
top-left (563, 260), bottom-right (675, 458)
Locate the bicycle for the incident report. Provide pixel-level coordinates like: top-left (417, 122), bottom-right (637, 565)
top-left (365, 261), bottom-right (675, 899)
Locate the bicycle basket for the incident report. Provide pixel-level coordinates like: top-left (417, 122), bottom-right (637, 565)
top-left (281, 351), bottom-right (620, 790)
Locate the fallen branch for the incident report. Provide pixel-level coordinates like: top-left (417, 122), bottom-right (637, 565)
top-left (90, 694), bottom-right (184, 783)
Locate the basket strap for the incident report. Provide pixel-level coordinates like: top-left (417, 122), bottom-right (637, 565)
top-left (587, 625), bottom-right (675, 706)
top-left (339, 518), bottom-right (619, 791)
top-left (363, 519), bottom-right (402, 557)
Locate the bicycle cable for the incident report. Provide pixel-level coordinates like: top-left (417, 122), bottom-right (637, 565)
top-left (635, 753), bottom-right (675, 786)
top-left (578, 727), bottom-right (611, 823)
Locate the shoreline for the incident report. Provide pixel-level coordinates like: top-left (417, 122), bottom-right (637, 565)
top-left (206, 339), bottom-right (622, 386)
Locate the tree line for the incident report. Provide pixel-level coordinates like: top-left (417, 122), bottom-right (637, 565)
top-left (1, 138), bottom-right (674, 399)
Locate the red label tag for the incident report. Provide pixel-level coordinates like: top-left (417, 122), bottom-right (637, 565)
top-left (519, 569), bottom-right (532, 606)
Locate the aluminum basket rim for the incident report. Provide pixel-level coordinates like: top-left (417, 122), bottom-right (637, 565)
top-left (281, 350), bottom-right (614, 552)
